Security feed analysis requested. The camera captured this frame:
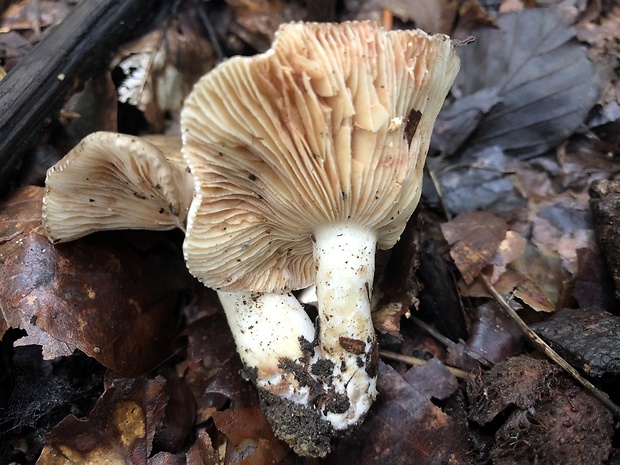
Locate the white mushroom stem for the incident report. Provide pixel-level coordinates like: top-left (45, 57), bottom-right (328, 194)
top-left (313, 223), bottom-right (378, 428)
top-left (218, 223), bottom-right (379, 433)
top-left (218, 290), bottom-right (315, 387)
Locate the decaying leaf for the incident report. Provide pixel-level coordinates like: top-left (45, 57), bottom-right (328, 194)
top-left (0, 186), bottom-right (191, 375)
top-left (1, 0), bottom-right (71, 33)
top-left (427, 146), bottom-right (526, 216)
top-left (225, 0), bottom-right (306, 48)
top-left (37, 376), bottom-right (207, 464)
top-left (447, 302), bottom-right (522, 370)
top-left (440, 6), bottom-right (601, 158)
top-left (441, 211), bottom-right (508, 284)
top-left (332, 360), bottom-right (468, 464)
top-left (213, 406), bottom-right (289, 464)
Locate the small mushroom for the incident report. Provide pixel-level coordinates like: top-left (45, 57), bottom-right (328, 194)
top-left (42, 132), bottom-right (193, 242)
top-left (40, 21), bottom-right (460, 458)
top-left (182, 22), bottom-right (459, 455)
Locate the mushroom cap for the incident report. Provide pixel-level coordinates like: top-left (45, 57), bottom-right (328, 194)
top-left (182, 21), bottom-right (460, 292)
top-left (43, 132), bottom-right (193, 243)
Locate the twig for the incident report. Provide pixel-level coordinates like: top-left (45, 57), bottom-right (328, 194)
top-left (410, 315), bottom-right (456, 348)
top-left (192, 0), bottom-right (225, 62)
top-left (379, 350), bottom-right (470, 380)
top-left (480, 274), bottom-right (620, 420)
top-left (425, 165), bottom-right (451, 221)
top-left (381, 9), bottom-right (393, 30)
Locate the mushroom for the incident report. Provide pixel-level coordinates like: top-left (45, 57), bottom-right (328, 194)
top-left (181, 22), bottom-right (459, 455)
top-left (41, 22), bottom-right (460, 458)
top-left (42, 132), bottom-right (193, 242)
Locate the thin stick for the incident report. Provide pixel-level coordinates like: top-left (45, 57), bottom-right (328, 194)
top-left (379, 350), bottom-right (470, 380)
top-left (425, 165), bottom-right (452, 221)
top-left (192, 0), bottom-right (225, 62)
top-left (381, 9), bottom-right (393, 30)
top-left (410, 315), bottom-right (456, 348)
top-left (480, 274), bottom-right (620, 420)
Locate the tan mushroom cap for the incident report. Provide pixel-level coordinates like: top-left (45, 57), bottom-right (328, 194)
top-left (43, 132), bottom-right (193, 243)
top-left (182, 21), bottom-right (460, 292)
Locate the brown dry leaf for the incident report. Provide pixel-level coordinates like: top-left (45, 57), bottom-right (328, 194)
top-left (1, 0), bottom-right (71, 33)
top-left (467, 356), bottom-right (613, 465)
top-left (37, 377), bottom-right (158, 464)
top-left (509, 242), bottom-right (568, 313)
top-left (181, 311), bottom-right (256, 424)
top-left (186, 431), bottom-right (219, 465)
top-left (149, 426), bottom-right (218, 465)
top-left (0, 186), bottom-right (191, 375)
top-left (225, 0), bottom-right (305, 48)
top-left (37, 375), bottom-right (205, 464)
top-left (447, 302), bottom-right (523, 370)
top-left (441, 211), bottom-right (508, 284)
top-left (213, 406), bottom-right (289, 465)
top-left (576, 5), bottom-right (620, 59)
top-left (487, 230), bottom-right (527, 282)
top-left (332, 360), bottom-right (468, 464)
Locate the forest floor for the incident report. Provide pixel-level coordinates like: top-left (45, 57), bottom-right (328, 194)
top-left (0, 0), bottom-right (619, 464)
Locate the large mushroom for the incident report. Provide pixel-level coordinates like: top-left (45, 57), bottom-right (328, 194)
top-left (41, 22), bottom-right (459, 457)
top-left (181, 21), bottom-right (459, 455)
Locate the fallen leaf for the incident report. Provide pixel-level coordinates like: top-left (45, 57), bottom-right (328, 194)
top-left (441, 211), bottom-right (508, 284)
top-left (332, 360), bottom-right (469, 464)
top-left (213, 406), bottom-right (289, 465)
top-left (1, 0), bottom-right (71, 33)
top-left (114, 10), bottom-right (215, 131)
top-left (445, 7), bottom-right (601, 159)
top-left (427, 146), bottom-right (526, 216)
top-left (37, 377), bottom-right (157, 464)
top-left (447, 302), bottom-right (523, 370)
top-left (224, 0), bottom-right (306, 50)
top-left (0, 186), bottom-right (191, 375)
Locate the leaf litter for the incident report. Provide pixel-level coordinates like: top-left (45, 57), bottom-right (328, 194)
top-left (1, 0), bottom-right (620, 463)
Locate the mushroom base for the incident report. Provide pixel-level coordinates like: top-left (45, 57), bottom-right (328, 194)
top-left (258, 389), bottom-right (358, 458)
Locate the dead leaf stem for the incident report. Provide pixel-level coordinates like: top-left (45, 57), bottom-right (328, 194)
top-left (379, 350), bottom-right (470, 380)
